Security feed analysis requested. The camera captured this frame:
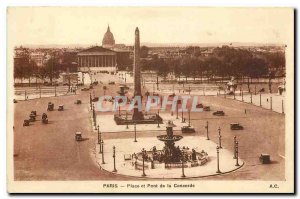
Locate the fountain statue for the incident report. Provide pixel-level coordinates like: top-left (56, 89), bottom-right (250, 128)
top-left (132, 121), bottom-right (209, 170)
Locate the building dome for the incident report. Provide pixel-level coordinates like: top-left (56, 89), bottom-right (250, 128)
top-left (102, 25), bottom-right (115, 48)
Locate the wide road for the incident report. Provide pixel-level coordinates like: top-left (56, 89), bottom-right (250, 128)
top-left (14, 73), bottom-right (285, 181)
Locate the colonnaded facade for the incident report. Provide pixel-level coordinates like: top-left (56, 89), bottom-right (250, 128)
top-left (77, 25), bottom-right (131, 73)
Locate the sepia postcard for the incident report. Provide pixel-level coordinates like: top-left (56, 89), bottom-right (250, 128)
top-left (7, 7), bottom-right (294, 193)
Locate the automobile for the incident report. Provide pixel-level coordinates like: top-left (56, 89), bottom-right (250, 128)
top-left (181, 126), bottom-right (196, 133)
top-left (58, 105), bottom-right (64, 111)
top-left (81, 87), bottom-right (89, 91)
top-left (74, 99), bottom-right (82, 104)
top-left (42, 113), bottom-right (48, 124)
top-left (63, 83), bottom-right (69, 86)
top-left (230, 123), bottom-right (244, 130)
top-left (47, 102), bottom-right (54, 111)
top-left (23, 120), bottom-right (30, 126)
top-left (108, 81), bottom-right (115, 85)
top-left (75, 132), bottom-right (82, 141)
top-left (196, 103), bottom-right (203, 108)
top-left (213, 110), bottom-right (225, 116)
top-left (92, 81), bottom-right (98, 85)
top-left (259, 153), bottom-right (271, 164)
top-left (203, 106), bottom-right (211, 111)
top-left (31, 111), bottom-right (37, 117)
top-left (29, 113), bottom-right (36, 122)
top-left (92, 97), bottom-right (99, 102)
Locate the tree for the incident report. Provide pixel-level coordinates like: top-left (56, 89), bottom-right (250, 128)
top-left (44, 57), bottom-right (61, 85)
top-left (243, 57), bottom-right (268, 92)
top-left (140, 46), bottom-right (149, 58)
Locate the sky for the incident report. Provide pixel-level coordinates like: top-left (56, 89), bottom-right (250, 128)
top-left (7, 7), bottom-right (294, 46)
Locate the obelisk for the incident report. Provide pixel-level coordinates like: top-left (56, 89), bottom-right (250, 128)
top-left (132, 27), bottom-right (144, 120)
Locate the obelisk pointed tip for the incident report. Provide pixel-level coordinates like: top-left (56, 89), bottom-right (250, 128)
top-left (135, 27), bottom-right (139, 32)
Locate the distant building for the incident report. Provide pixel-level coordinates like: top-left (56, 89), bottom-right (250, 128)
top-left (14, 46), bottom-right (30, 68)
top-left (77, 25), bottom-right (132, 72)
top-left (77, 46), bottom-right (117, 72)
top-left (102, 25), bottom-right (115, 49)
top-left (30, 52), bottom-right (45, 67)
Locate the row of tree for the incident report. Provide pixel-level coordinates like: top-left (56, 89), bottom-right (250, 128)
top-left (14, 55), bottom-right (61, 85)
top-left (14, 51), bottom-right (78, 85)
top-left (140, 46), bottom-right (285, 82)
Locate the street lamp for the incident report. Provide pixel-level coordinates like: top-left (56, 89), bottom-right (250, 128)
top-left (142, 148), bottom-right (146, 177)
top-left (235, 141), bottom-right (240, 166)
top-left (90, 93), bottom-right (92, 110)
top-left (216, 146), bottom-right (221, 173)
top-left (157, 110), bottom-right (160, 128)
top-left (181, 149), bottom-right (186, 178)
top-left (97, 125), bottom-right (100, 144)
top-left (188, 109), bottom-right (191, 127)
top-left (233, 136), bottom-right (237, 159)
top-left (101, 139), bottom-right (105, 164)
top-left (181, 108), bottom-right (184, 123)
top-left (126, 112), bottom-right (129, 129)
top-left (112, 146), bottom-right (117, 172)
top-left (176, 101), bottom-right (179, 119)
top-left (93, 104), bottom-right (97, 130)
top-left (134, 123), bottom-right (137, 142)
top-left (219, 135), bottom-right (222, 149)
top-left (205, 121), bottom-right (209, 140)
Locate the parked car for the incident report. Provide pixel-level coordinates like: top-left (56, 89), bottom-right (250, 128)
top-left (203, 106), bottom-right (210, 111)
top-left (181, 126), bottom-right (196, 133)
top-left (75, 132), bottom-right (82, 141)
top-left (230, 123), bottom-right (244, 130)
top-left (81, 87), bottom-right (89, 91)
top-left (108, 81), bottom-right (115, 85)
top-left (196, 103), bottom-right (203, 108)
top-left (213, 110), bottom-right (225, 116)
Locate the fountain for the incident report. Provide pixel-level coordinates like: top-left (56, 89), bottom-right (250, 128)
top-left (133, 121), bottom-right (209, 170)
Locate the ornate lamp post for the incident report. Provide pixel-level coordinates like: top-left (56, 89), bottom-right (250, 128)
top-left (176, 102), bottom-right (179, 119)
top-left (219, 135), bottom-right (222, 149)
top-left (218, 126), bottom-right (221, 136)
top-left (101, 139), bottom-right (105, 164)
top-left (93, 104), bottom-right (97, 130)
top-left (181, 149), bottom-right (186, 178)
top-left (233, 136), bottom-right (237, 159)
top-left (112, 146), bottom-right (117, 172)
top-left (270, 96), bottom-right (273, 110)
top-left (235, 141), bottom-right (240, 166)
top-left (142, 148), bottom-right (146, 177)
top-left (260, 93), bottom-right (262, 106)
top-left (126, 112), bottom-right (129, 129)
top-left (205, 121), bottom-right (209, 140)
top-left (216, 146), bottom-right (221, 173)
top-left (97, 125), bottom-right (100, 144)
top-left (134, 123), bottom-right (137, 142)
top-left (188, 109), bottom-right (191, 127)
top-left (90, 93), bottom-right (92, 110)
top-left (242, 90), bottom-right (244, 101)
top-left (157, 110), bottom-right (160, 128)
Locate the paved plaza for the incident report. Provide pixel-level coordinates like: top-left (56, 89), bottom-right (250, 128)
top-left (94, 136), bottom-right (244, 179)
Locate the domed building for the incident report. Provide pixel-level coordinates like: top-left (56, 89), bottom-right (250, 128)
top-left (77, 25), bottom-right (132, 73)
top-left (102, 25), bottom-right (115, 48)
